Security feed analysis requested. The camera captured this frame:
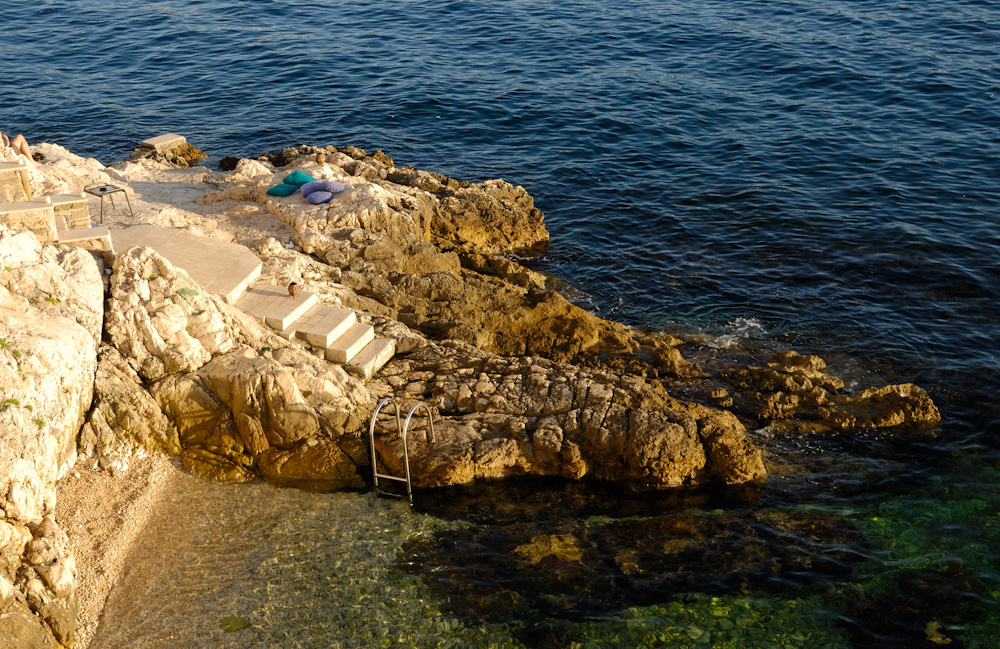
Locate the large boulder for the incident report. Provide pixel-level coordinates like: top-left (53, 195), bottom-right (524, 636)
top-left (77, 345), bottom-right (181, 463)
top-left (151, 347), bottom-right (370, 487)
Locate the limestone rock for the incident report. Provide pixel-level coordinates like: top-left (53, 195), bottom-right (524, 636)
top-left (105, 247), bottom-right (233, 380)
top-left (0, 229), bottom-right (105, 346)
top-left (17, 517), bottom-right (77, 646)
top-left (78, 345), bottom-right (181, 462)
top-left (258, 439), bottom-right (366, 491)
top-left (180, 447), bottom-right (256, 483)
top-left (432, 179), bottom-right (548, 254)
top-left (1, 259), bottom-right (98, 485)
top-left (0, 596), bottom-right (61, 649)
top-left (341, 267), bottom-right (636, 362)
top-left (719, 351), bottom-right (940, 435)
top-left (697, 410), bottom-right (767, 485)
top-left (130, 139), bottom-right (206, 168)
top-left (152, 347), bottom-right (370, 486)
top-left (823, 383), bottom-right (941, 432)
top-left (375, 340), bottom-right (765, 490)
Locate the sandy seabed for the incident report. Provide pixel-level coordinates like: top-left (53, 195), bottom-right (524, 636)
top-left (55, 455), bottom-right (185, 649)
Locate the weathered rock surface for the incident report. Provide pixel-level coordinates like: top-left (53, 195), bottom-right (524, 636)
top-left (373, 340), bottom-right (766, 490)
top-left (0, 227), bottom-right (99, 648)
top-left (78, 345), bottom-right (181, 463)
top-left (105, 247), bottom-right (233, 381)
top-left (210, 146), bottom-right (630, 362)
top-left (150, 346), bottom-right (371, 488)
top-left (16, 517), bottom-right (78, 646)
top-left (719, 351), bottom-right (941, 434)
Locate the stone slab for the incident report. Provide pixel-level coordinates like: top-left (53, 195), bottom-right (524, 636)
top-left (57, 225), bottom-right (111, 243)
top-left (108, 225), bottom-right (262, 302)
top-left (140, 133), bottom-right (187, 152)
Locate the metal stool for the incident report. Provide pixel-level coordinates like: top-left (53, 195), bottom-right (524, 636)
top-left (84, 183), bottom-right (134, 224)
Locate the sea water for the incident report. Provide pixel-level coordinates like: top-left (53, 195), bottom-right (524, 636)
top-left (3, 0), bottom-right (999, 646)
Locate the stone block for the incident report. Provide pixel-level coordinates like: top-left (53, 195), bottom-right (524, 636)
top-left (0, 201), bottom-right (56, 241)
top-left (139, 133), bottom-right (187, 153)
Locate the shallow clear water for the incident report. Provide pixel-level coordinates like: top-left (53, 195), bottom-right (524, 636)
top-left (4, 0), bottom-right (1000, 646)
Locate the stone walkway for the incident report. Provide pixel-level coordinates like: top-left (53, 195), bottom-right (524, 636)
top-left (108, 224), bottom-right (262, 303)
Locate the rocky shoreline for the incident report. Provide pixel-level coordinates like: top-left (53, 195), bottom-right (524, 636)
top-left (0, 139), bottom-right (940, 647)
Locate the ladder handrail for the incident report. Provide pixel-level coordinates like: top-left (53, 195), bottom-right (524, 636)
top-left (369, 397), bottom-right (434, 505)
top-left (403, 402), bottom-right (436, 444)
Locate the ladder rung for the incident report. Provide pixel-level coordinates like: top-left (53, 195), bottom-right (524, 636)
top-left (374, 473), bottom-right (408, 483)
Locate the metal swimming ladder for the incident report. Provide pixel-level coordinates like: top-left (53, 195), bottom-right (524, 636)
top-left (369, 398), bottom-right (436, 505)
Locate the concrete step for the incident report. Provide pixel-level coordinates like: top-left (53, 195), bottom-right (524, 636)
top-left (236, 284), bottom-right (318, 330)
top-left (291, 304), bottom-right (356, 348)
top-left (56, 226), bottom-right (115, 264)
top-left (347, 337), bottom-right (396, 379)
top-left (56, 225), bottom-right (111, 244)
top-left (325, 321), bottom-right (374, 364)
top-left (0, 161), bottom-right (31, 202)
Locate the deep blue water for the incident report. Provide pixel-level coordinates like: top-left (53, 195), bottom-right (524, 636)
top-left (3, 0), bottom-right (1000, 642)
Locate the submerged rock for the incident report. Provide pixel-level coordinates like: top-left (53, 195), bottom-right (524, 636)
top-left (400, 509), bottom-right (865, 621)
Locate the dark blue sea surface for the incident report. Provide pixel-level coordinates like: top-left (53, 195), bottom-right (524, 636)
top-left (3, 0), bottom-right (1000, 645)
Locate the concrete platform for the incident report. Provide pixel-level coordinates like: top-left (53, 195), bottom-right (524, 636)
top-left (109, 224), bottom-right (262, 302)
top-left (325, 321), bottom-right (374, 364)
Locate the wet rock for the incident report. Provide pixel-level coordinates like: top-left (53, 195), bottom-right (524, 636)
top-left (258, 439), bottom-right (366, 491)
top-left (218, 155), bottom-right (240, 172)
top-left (824, 383), bottom-right (941, 433)
top-left (718, 351), bottom-right (939, 435)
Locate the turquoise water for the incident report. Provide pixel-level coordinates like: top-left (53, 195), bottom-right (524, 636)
top-left (3, 0), bottom-right (1000, 646)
